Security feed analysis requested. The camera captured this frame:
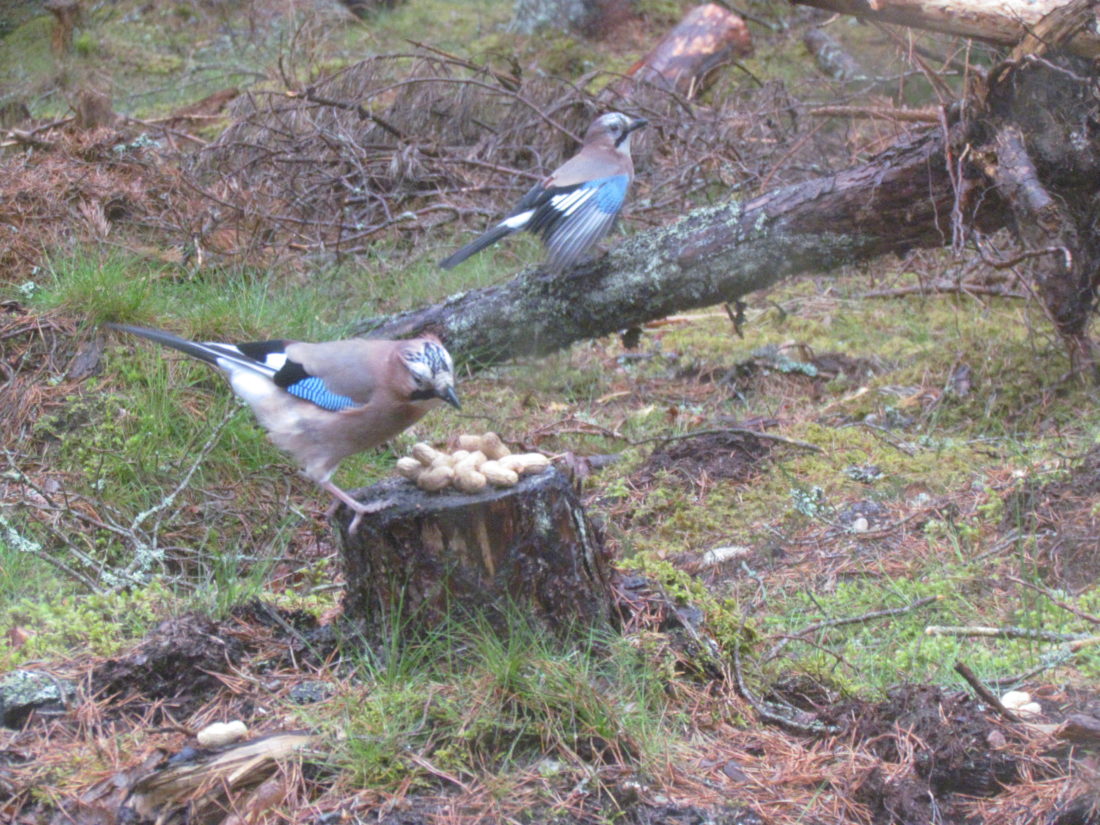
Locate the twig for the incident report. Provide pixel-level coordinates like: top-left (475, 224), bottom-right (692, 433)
top-left (116, 407), bottom-right (237, 584)
top-left (0, 511), bottom-right (104, 593)
top-left (404, 39), bottom-right (520, 90)
top-left (1007, 575), bottom-right (1100, 626)
top-left (925, 625), bottom-right (1089, 643)
top-left (635, 427), bottom-right (821, 453)
top-left (860, 422), bottom-right (916, 456)
top-left (764, 595), bottom-right (940, 663)
top-left (729, 632), bottom-right (840, 735)
top-left (990, 638), bottom-right (1100, 688)
top-left (808, 105), bottom-right (940, 123)
top-left (292, 87), bottom-right (408, 141)
top-left (861, 283), bottom-right (1027, 300)
top-left (978, 243), bottom-right (1073, 272)
top-left (954, 660), bottom-right (1021, 722)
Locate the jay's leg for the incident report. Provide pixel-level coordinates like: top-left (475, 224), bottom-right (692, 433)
top-left (320, 481), bottom-right (393, 534)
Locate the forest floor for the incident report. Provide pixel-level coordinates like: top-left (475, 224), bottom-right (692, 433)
top-left (1, 1), bottom-right (1099, 823)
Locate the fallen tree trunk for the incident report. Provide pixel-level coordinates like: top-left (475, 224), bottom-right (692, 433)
top-left (791, 0), bottom-right (1100, 58)
top-left (356, 124), bottom-right (1006, 364)
top-left (359, 1), bottom-right (1100, 375)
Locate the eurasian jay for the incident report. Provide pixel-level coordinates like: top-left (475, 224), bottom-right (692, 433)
top-left (440, 111), bottom-right (647, 273)
top-left (107, 324), bottom-right (460, 532)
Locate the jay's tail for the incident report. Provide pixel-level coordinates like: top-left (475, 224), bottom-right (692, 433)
top-left (106, 323), bottom-right (277, 380)
top-left (439, 223), bottom-right (516, 270)
top-left (106, 323), bottom-right (224, 364)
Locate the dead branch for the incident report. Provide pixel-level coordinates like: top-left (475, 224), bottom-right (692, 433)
top-left (925, 625), bottom-right (1090, 643)
top-left (764, 595), bottom-right (941, 663)
top-left (355, 125), bottom-right (1006, 366)
top-left (1007, 575), bottom-right (1100, 626)
top-left (860, 282), bottom-right (1027, 299)
top-left (791, 0), bottom-right (1100, 58)
top-left (953, 660), bottom-right (1022, 723)
top-left (729, 636), bottom-right (841, 735)
top-left (808, 105), bottom-right (940, 123)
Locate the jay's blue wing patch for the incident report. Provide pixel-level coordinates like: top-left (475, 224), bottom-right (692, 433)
top-left (281, 375), bottom-right (360, 412)
top-left (587, 175), bottom-right (629, 214)
top-left (267, 357), bottom-right (360, 412)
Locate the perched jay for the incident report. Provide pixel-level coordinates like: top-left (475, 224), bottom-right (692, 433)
top-left (440, 111), bottom-right (647, 272)
top-left (107, 324), bottom-right (460, 532)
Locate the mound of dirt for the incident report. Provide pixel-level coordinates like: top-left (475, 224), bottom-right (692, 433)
top-left (633, 427), bottom-right (774, 489)
top-left (821, 685), bottom-right (1020, 823)
top-left (91, 612), bottom-right (250, 715)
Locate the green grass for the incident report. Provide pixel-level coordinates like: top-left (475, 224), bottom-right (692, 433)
top-left (757, 557), bottom-right (1100, 692)
top-left (326, 607), bottom-right (674, 794)
top-left (0, 0), bottom-right (516, 121)
top-left (0, 518), bottom-right (63, 606)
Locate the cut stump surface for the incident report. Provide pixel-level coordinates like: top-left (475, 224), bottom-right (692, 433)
top-left (338, 468), bottom-right (612, 636)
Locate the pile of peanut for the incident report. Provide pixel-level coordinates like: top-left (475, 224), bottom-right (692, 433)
top-left (396, 432), bottom-right (551, 493)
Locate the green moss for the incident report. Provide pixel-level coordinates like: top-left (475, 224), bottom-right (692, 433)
top-left (0, 581), bottom-right (171, 668)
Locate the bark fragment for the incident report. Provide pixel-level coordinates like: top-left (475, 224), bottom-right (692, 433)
top-left (616, 3), bottom-right (753, 97)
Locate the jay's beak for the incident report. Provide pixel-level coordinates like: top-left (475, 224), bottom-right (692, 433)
top-left (440, 386), bottom-right (462, 409)
top-left (627, 117), bottom-right (648, 134)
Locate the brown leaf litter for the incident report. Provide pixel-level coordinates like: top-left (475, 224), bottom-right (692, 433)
top-left (1003, 444), bottom-right (1100, 592)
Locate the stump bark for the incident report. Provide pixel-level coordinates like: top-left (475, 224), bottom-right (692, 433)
top-left (338, 468), bottom-right (613, 636)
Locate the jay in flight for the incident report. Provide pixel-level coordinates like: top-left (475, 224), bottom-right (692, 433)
top-left (440, 111), bottom-right (647, 273)
top-left (108, 324), bottom-right (460, 533)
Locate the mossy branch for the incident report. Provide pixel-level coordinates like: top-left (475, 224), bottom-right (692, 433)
top-left (356, 128), bottom-right (1005, 368)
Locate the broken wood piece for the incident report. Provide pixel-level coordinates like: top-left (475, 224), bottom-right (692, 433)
top-left (1056, 713), bottom-right (1100, 745)
top-left (122, 731), bottom-right (317, 824)
top-left (338, 468), bottom-right (613, 636)
top-left (44, 0), bottom-right (81, 55)
top-left (614, 3), bottom-right (752, 97)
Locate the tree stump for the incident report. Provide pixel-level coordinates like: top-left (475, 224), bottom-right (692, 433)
top-left (44, 0), bottom-right (80, 55)
top-left (337, 468), bottom-right (613, 637)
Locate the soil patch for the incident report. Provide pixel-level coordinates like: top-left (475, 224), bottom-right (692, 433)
top-left (91, 612), bottom-right (252, 717)
top-left (633, 427), bottom-right (774, 489)
top-left (818, 684), bottom-right (1021, 824)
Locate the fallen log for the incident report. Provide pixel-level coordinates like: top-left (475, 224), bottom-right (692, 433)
top-left (338, 468), bottom-right (613, 637)
top-left (791, 0), bottom-right (1100, 58)
top-left (122, 731), bottom-right (317, 825)
top-left (359, 1), bottom-right (1100, 375)
top-left (356, 123), bottom-right (1005, 364)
